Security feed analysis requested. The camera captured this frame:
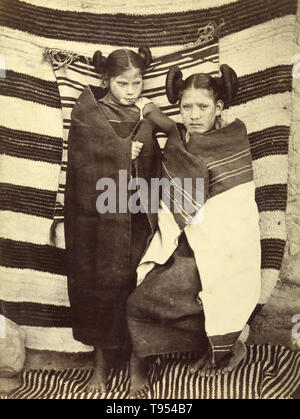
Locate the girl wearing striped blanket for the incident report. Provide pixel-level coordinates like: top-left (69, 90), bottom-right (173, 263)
top-left (64, 47), bottom-right (175, 393)
top-left (127, 65), bottom-right (262, 396)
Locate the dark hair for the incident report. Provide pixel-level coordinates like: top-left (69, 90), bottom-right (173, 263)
top-left (93, 46), bottom-right (152, 78)
top-left (165, 64), bottom-right (239, 108)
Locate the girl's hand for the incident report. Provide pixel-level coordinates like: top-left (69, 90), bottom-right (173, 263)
top-left (131, 141), bottom-right (143, 160)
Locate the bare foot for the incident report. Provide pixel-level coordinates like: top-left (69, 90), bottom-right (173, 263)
top-left (85, 367), bottom-right (107, 393)
top-left (221, 340), bottom-right (246, 373)
top-left (84, 346), bottom-right (107, 393)
top-left (129, 353), bottom-right (149, 399)
top-left (189, 351), bottom-right (221, 377)
top-left (188, 340), bottom-right (247, 377)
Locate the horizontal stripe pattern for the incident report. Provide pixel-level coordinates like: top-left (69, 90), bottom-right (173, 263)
top-left (0, 300), bottom-right (71, 327)
top-left (0, 241), bottom-right (285, 324)
top-left (59, 94), bottom-right (291, 132)
top-left (261, 239), bottom-right (286, 270)
top-left (0, 95), bottom-right (63, 138)
top-left (0, 154), bottom-right (61, 192)
top-left (226, 93), bottom-right (291, 134)
top-left (0, 238), bottom-right (66, 275)
top-left (0, 0), bottom-right (297, 46)
top-left (258, 211), bottom-right (286, 241)
top-left (0, 70), bottom-right (61, 108)
top-left (19, 0), bottom-right (239, 14)
top-left (0, 183), bottom-right (56, 219)
top-left (0, 211), bottom-right (65, 248)
top-left (0, 267), bottom-right (69, 306)
top-left (0, 126), bottom-right (62, 164)
top-left (252, 155), bottom-right (288, 188)
top-left (249, 126), bottom-right (289, 161)
top-left (5, 344), bottom-right (300, 399)
top-left (232, 66), bottom-right (293, 107)
top-left (219, 17), bottom-right (295, 76)
top-left (207, 145), bottom-right (253, 197)
top-left (2, 36), bottom-right (57, 82)
top-left (1, 13), bottom-right (295, 61)
top-left (255, 184), bottom-right (287, 212)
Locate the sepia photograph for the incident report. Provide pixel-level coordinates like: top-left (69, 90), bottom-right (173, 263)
top-left (0, 0), bottom-right (300, 403)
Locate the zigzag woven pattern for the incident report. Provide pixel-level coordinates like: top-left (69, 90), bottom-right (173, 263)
top-left (4, 345), bottom-right (300, 399)
top-left (0, 0), bottom-right (297, 352)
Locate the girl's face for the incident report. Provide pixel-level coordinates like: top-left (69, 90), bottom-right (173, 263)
top-left (180, 87), bottom-right (224, 134)
top-left (107, 68), bottom-right (143, 106)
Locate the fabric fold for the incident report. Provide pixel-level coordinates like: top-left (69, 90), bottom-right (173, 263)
top-left (130, 119), bottom-right (261, 361)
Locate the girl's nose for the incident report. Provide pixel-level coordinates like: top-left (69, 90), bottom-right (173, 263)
top-left (191, 106), bottom-right (200, 120)
top-left (127, 85), bottom-right (135, 95)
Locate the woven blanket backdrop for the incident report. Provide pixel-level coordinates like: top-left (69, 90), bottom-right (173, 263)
top-left (0, 0), bottom-right (298, 354)
top-left (47, 34), bottom-right (220, 226)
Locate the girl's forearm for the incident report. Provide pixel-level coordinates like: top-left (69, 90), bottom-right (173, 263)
top-left (147, 108), bottom-right (176, 134)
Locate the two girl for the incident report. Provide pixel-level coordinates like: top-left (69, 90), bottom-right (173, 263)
top-left (65, 46), bottom-right (261, 396)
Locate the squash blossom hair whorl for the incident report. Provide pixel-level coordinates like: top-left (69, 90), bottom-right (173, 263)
top-left (166, 64), bottom-right (239, 108)
top-left (93, 46), bottom-right (152, 78)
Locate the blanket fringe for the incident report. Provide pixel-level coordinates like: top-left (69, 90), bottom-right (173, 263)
top-left (44, 48), bottom-right (92, 68)
top-left (191, 19), bottom-right (225, 47)
top-left (44, 20), bottom-right (224, 68)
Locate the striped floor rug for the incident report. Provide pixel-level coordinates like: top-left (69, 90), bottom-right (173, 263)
top-left (4, 345), bottom-right (300, 399)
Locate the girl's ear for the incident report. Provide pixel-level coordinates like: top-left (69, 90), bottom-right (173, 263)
top-left (138, 46), bottom-right (152, 67)
top-left (215, 99), bottom-right (224, 116)
top-left (101, 75), bottom-right (109, 88)
top-left (165, 65), bottom-right (184, 105)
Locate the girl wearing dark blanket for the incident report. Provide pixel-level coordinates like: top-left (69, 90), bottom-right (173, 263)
top-left (127, 65), bottom-right (261, 395)
top-left (64, 47), bottom-right (174, 393)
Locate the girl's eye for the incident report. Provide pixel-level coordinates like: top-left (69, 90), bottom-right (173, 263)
top-left (118, 82), bottom-right (127, 86)
top-left (183, 105), bottom-right (191, 110)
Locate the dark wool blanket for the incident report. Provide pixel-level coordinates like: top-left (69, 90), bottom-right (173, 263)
top-left (65, 86), bottom-right (161, 347)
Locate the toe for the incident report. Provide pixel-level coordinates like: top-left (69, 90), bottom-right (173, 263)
top-left (221, 343), bottom-right (247, 373)
top-left (199, 368), bottom-right (208, 377)
top-left (129, 383), bottom-right (149, 399)
top-left (99, 384), bottom-right (106, 394)
top-left (209, 368), bottom-right (219, 377)
top-left (138, 388), bottom-right (148, 399)
top-left (198, 359), bottom-right (212, 377)
top-left (189, 356), bottom-right (206, 375)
